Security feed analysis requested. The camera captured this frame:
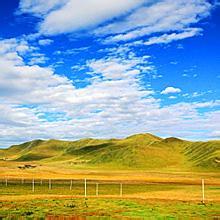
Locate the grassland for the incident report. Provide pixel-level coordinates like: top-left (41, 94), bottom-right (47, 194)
top-left (0, 133), bottom-right (219, 218)
top-left (0, 179), bottom-right (219, 201)
top-left (1, 198), bottom-right (220, 219)
top-left (0, 133), bottom-right (219, 171)
top-left (0, 172), bottom-right (219, 218)
top-left (0, 133), bottom-right (219, 186)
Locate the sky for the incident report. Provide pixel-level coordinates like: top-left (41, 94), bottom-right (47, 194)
top-left (0, 0), bottom-right (220, 148)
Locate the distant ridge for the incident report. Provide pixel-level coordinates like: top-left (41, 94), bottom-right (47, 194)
top-left (0, 133), bottom-right (219, 170)
top-left (162, 137), bottom-right (185, 143)
top-left (125, 133), bottom-right (163, 141)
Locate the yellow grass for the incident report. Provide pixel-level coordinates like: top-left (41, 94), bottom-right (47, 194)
top-left (0, 188), bottom-right (219, 203)
top-left (0, 161), bottom-right (219, 184)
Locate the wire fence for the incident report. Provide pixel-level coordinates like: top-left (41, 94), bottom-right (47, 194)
top-left (0, 178), bottom-right (219, 202)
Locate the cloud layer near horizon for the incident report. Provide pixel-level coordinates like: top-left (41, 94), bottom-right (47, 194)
top-left (0, 37), bottom-right (220, 147)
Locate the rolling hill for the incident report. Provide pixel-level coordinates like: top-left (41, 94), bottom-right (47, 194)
top-left (0, 133), bottom-right (219, 170)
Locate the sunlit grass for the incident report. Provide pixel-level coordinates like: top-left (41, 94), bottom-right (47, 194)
top-left (1, 198), bottom-right (220, 219)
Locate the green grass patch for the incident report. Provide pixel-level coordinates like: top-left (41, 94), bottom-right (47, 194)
top-left (0, 198), bottom-right (220, 219)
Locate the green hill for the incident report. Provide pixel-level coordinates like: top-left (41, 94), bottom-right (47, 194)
top-left (184, 141), bottom-right (220, 169)
top-left (0, 134), bottom-right (219, 170)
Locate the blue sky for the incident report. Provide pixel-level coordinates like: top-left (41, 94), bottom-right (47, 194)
top-left (0, 0), bottom-right (220, 147)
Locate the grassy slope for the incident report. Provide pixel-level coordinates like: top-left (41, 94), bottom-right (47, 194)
top-left (184, 140), bottom-right (220, 169)
top-left (1, 198), bottom-right (220, 219)
top-left (0, 133), bottom-right (219, 170)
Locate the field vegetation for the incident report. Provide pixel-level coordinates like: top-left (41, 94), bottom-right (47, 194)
top-left (0, 133), bottom-right (219, 218)
top-left (0, 133), bottom-right (219, 171)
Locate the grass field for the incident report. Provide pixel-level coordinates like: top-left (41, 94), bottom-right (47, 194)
top-left (0, 178), bottom-right (219, 199)
top-left (0, 134), bottom-right (219, 218)
top-left (1, 198), bottom-right (220, 219)
top-left (0, 160), bottom-right (219, 219)
top-left (1, 134), bottom-right (219, 171)
top-left (0, 177), bottom-right (220, 219)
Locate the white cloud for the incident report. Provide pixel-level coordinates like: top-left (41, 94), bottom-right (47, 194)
top-left (144, 28), bottom-right (202, 45)
top-left (170, 61), bottom-right (178, 65)
top-left (183, 90), bottom-right (213, 99)
top-left (100, 0), bottom-right (211, 43)
top-left (209, 131), bottom-right (220, 138)
top-left (28, 56), bottom-right (48, 65)
top-left (38, 39), bottom-right (54, 46)
top-left (21, 0), bottom-right (144, 35)
top-left (0, 37), bottom-right (220, 147)
top-left (0, 38), bottom-right (74, 105)
top-left (28, 52), bottom-right (49, 65)
top-left (0, 1), bottom-right (218, 148)
top-left (0, 38), bottom-right (30, 56)
top-left (161, 87), bottom-right (181, 95)
top-left (18, 0), bottom-right (212, 47)
top-left (18, 0), bottom-right (68, 16)
top-left (168, 96), bottom-right (177, 99)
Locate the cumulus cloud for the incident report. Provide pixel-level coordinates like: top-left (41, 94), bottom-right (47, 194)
top-left (0, 38), bottom-right (30, 56)
top-left (161, 87), bottom-right (181, 95)
top-left (0, 37), bottom-right (220, 147)
top-left (0, 38), bottom-right (74, 104)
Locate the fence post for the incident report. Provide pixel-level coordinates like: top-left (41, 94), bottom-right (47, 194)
top-left (202, 179), bottom-right (205, 204)
top-left (32, 179), bottom-right (35, 192)
top-left (120, 183), bottom-right (123, 197)
top-left (84, 178), bottom-right (87, 197)
top-left (40, 179), bottom-right (43, 185)
top-left (5, 178), bottom-right (7, 187)
top-left (21, 178), bottom-right (24, 184)
top-left (49, 179), bottom-right (51, 190)
top-left (70, 180), bottom-right (72, 190)
top-left (96, 183), bottom-right (99, 196)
